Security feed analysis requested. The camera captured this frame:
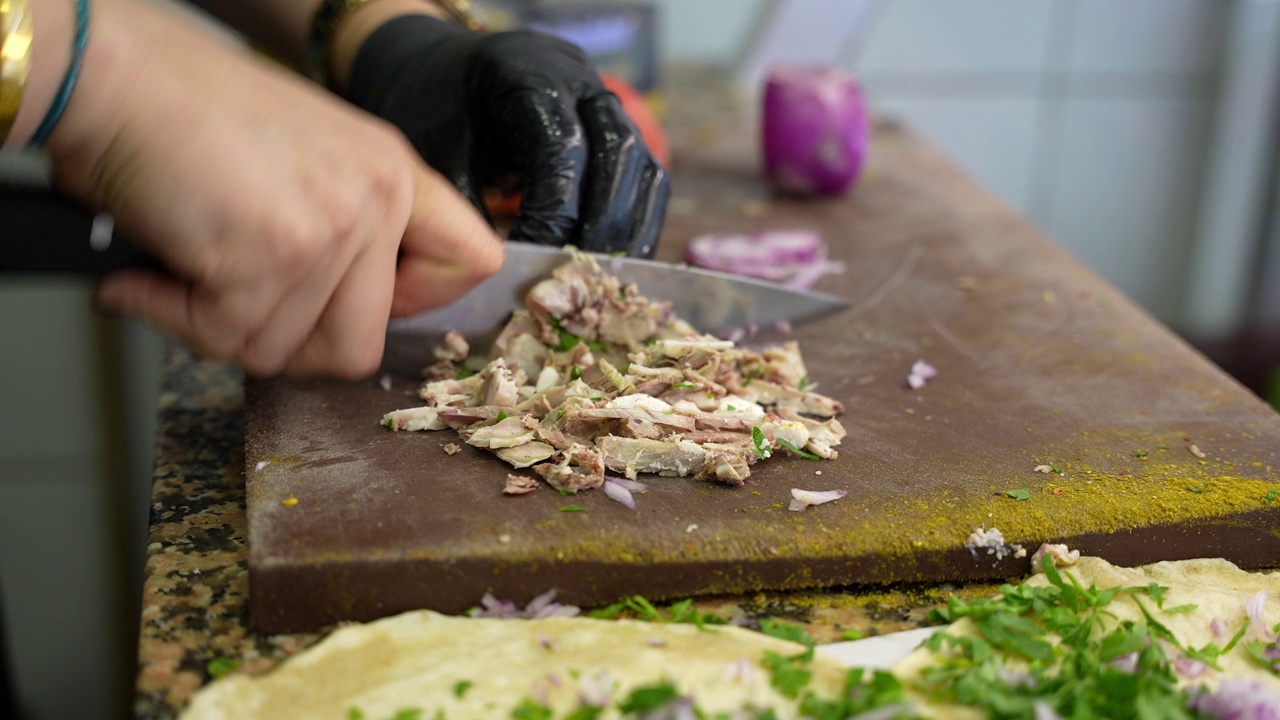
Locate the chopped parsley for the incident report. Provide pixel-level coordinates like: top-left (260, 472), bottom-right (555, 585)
top-left (570, 365), bottom-right (582, 380)
top-left (751, 426), bottom-right (773, 459)
top-left (387, 710), bottom-right (422, 720)
top-left (777, 438), bottom-right (821, 460)
top-left (758, 619), bottom-right (816, 650)
top-left (559, 505), bottom-right (586, 513)
top-left (510, 698), bottom-right (553, 720)
top-left (585, 595), bottom-right (727, 629)
top-left (1186, 484), bottom-right (1206, 494)
top-left (617, 680), bottom-right (681, 713)
top-left (455, 367), bottom-right (475, 379)
top-left (383, 418), bottom-right (395, 429)
top-left (761, 650), bottom-right (813, 698)
top-left (1132, 449), bottom-right (1148, 458)
top-left (205, 657), bottom-right (239, 678)
top-left (549, 317), bottom-right (584, 352)
top-left (798, 375), bottom-right (810, 391)
top-left (347, 708), bottom-right (365, 720)
top-left (1266, 487), bottom-right (1280, 505)
top-left (840, 629), bottom-right (865, 641)
top-left (1050, 463), bottom-right (1062, 473)
top-left (1005, 489), bottom-right (1031, 501)
top-left (672, 381), bottom-right (696, 389)
top-left (726, 404), bottom-right (737, 411)
top-left (494, 410), bottom-right (509, 423)
top-left (452, 680), bottom-right (473, 698)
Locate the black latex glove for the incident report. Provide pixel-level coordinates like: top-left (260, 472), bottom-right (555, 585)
top-left (346, 15), bottom-right (670, 257)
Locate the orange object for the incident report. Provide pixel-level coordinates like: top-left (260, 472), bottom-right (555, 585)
top-left (484, 72), bottom-right (670, 217)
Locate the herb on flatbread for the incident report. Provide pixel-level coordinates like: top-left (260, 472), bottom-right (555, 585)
top-left (205, 657), bottom-right (239, 679)
top-left (510, 698), bottom-right (553, 720)
top-left (777, 438), bottom-right (821, 460)
top-left (616, 680), bottom-right (682, 713)
top-left (452, 680), bottom-right (472, 698)
top-left (758, 619), bottom-right (816, 650)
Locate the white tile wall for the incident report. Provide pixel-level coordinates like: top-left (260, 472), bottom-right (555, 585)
top-left (1042, 95), bottom-right (1214, 321)
top-left (868, 95), bottom-right (1042, 214)
top-left (1065, 0), bottom-right (1227, 76)
top-left (856, 0), bottom-right (1055, 76)
top-left (649, 0), bottom-right (769, 64)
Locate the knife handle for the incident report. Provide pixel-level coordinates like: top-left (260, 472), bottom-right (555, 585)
top-left (0, 185), bottom-right (162, 275)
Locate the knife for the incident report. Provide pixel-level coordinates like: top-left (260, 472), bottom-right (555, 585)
top-left (389, 242), bottom-right (846, 341)
top-left (1, 184), bottom-right (847, 332)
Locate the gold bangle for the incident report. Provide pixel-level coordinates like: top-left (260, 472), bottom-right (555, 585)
top-left (307, 0), bottom-right (485, 85)
top-left (0, 0), bottom-right (33, 144)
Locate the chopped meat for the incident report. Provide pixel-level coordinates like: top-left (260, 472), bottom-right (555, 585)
top-left (434, 330), bottom-right (470, 363)
top-left (533, 444), bottom-right (605, 493)
top-left (462, 416), bottom-right (536, 449)
top-left (383, 250), bottom-right (846, 495)
top-left (495, 441), bottom-right (557, 469)
top-left (503, 474), bottom-right (539, 495)
top-left (382, 406), bottom-right (447, 431)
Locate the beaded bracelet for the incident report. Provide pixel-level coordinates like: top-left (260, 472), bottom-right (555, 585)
top-left (29, 0), bottom-right (89, 146)
top-left (0, 0), bottom-right (33, 145)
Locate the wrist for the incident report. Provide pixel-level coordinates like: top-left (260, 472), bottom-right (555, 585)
top-left (4, 0), bottom-right (74, 148)
top-left (326, 0), bottom-right (451, 91)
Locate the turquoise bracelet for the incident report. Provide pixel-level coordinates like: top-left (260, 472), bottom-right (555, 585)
top-left (30, 0), bottom-right (89, 146)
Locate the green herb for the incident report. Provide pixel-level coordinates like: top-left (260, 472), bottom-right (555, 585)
top-left (666, 598), bottom-right (727, 630)
top-left (797, 667), bottom-right (908, 719)
top-left (432, 710), bottom-right (445, 720)
top-left (1006, 489), bottom-right (1031, 501)
top-left (777, 438), bottom-right (821, 460)
top-left (744, 367), bottom-right (762, 385)
top-left (1186, 484), bottom-right (1206, 494)
top-left (840, 629), bottom-right (864, 641)
top-left (751, 426), bottom-right (773, 459)
top-left (383, 418), bottom-right (395, 429)
top-left (1162, 603), bottom-right (1198, 614)
top-left (610, 250), bottom-right (627, 257)
top-left (455, 368), bottom-right (475, 379)
top-left (1245, 639), bottom-right (1280, 675)
top-left (510, 698), bottom-right (553, 720)
top-left (1133, 449), bottom-right (1148, 458)
top-left (562, 707), bottom-right (603, 720)
top-left (587, 601), bottom-right (628, 619)
top-left (549, 317), bottom-right (583, 352)
top-left (761, 650), bottom-right (813, 698)
top-left (558, 505), bottom-right (585, 513)
top-left (1266, 487), bottom-right (1280, 505)
top-left (387, 710), bottom-right (422, 720)
top-left (726, 405), bottom-right (736, 412)
top-left (672, 381), bottom-right (696, 389)
top-left (570, 365), bottom-right (582, 380)
top-left (206, 657), bottom-right (239, 678)
top-left (617, 680), bottom-right (681, 713)
top-left (347, 708), bottom-right (365, 720)
top-left (494, 410), bottom-right (509, 423)
top-left (798, 375), bottom-right (810, 391)
top-left (558, 489), bottom-right (574, 496)
top-left (453, 680), bottom-right (473, 698)
top-left (586, 595), bottom-right (726, 629)
top-left (1050, 463), bottom-right (1062, 473)
top-left (759, 619), bottom-right (816, 652)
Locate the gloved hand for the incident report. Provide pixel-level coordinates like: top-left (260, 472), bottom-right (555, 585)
top-left (344, 15), bottom-right (670, 257)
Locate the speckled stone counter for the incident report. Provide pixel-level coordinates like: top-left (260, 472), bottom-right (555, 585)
top-left (134, 348), bottom-right (992, 719)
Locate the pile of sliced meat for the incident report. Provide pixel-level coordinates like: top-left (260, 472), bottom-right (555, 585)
top-left (382, 252), bottom-right (846, 496)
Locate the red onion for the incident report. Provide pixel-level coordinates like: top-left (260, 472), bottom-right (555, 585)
top-left (605, 475), bottom-right (648, 493)
top-left (684, 230), bottom-right (845, 290)
top-left (763, 66), bottom-right (869, 196)
top-left (907, 359), bottom-right (937, 390)
top-left (602, 478), bottom-right (637, 509)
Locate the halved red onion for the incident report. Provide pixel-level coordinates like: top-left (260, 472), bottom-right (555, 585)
top-left (685, 230), bottom-right (844, 291)
top-left (789, 488), bottom-right (847, 511)
top-left (603, 478), bottom-right (637, 510)
top-left (763, 66), bottom-right (869, 196)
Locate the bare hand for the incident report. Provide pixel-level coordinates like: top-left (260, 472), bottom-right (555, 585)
top-left (45, 0), bottom-right (503, 378)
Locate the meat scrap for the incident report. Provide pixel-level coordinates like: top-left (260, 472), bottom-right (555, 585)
top-left (381, 250), bottom-right (847, 496)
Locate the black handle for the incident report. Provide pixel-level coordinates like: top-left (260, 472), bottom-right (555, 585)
top-left (0, 185), bottom-right (162, 275)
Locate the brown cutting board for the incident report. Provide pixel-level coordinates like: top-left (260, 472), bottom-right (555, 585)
top-left (245, 104), bottom-right (1280, 633)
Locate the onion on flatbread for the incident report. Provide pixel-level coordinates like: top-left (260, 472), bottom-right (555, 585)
top-left (180, 612), bottom-right (850, 719)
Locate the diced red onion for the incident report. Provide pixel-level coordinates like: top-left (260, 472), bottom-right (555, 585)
top-left (1210, 617), bottom-right (1229, 640)
top-left (721, 656), bottom-right (757, 686)
top-left (1245, 591), bottom-right (1267, 638)
top-left (907, 359), bottom-right (938, 389)
top-left (1186, 677), bottom-right (1280, 720)
top-left (578, 669), bottom-right (614, 708)
top-left (772, 320), bottom-right (792, 334)
top-left (470, 589), bottom-right (580, 619)
top-left (378, 374), bottom-right (392, 392)
top-left (602, 478), bottom-right (637, 510)
top-left (546, 671), bottom-right (563, 687)
top-left (1173, 657), bottom-right (1208, 679)
top-left (789, 488), bottom-right (847, 511)
top-left (536, 632), bottom-right (557, 651)
top-left (1108, 652), bottom-right (1138, 674)
top-left (763, 66), bottom-right (868, 197)
top-left (646, 635), bottom-right (667, 648)
top-left (606, 475), bottom-right (648, 493)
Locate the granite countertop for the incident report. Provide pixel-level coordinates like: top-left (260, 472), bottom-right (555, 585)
top-left (133, 348), bottom-right (998, 719)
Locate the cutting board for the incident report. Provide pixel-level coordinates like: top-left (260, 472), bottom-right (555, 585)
top-left (245, 95), bottom-right (1280, 633)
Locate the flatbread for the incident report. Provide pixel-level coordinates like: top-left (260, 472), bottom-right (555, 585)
top-left (894, 557), bottom-right (1280, 719)
top-left (179, 612), bottom-right (849, 719)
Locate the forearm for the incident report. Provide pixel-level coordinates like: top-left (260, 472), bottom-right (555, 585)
top-left (189, 0), bottom-right (447, 79)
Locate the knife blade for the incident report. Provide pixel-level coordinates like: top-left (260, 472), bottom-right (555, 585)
top-left (386, 243), bottom-right (847, 340)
